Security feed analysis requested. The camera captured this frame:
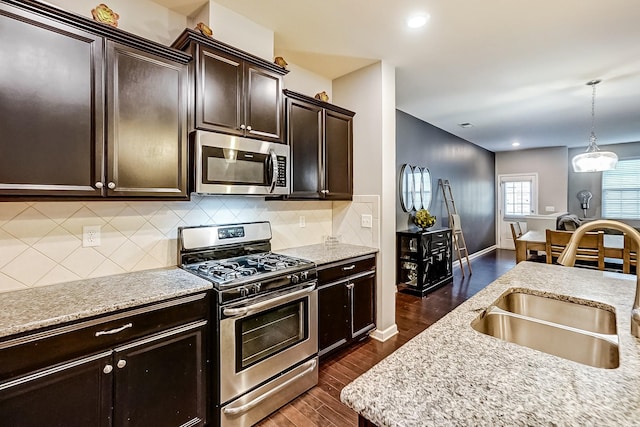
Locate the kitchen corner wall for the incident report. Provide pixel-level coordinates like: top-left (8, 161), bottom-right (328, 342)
top-left (0, 198), bottom-right (332, 293)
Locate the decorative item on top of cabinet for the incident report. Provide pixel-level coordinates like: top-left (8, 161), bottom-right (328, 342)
top-left (397, 228), bottom-right (453, 296)
top-left (0, 0), bottom-right (190, 200)
top-left (317, 255), bottom-right (376, 357)
top-left (284, 89), bottom-right (355, 200)
top-left (172, 29), bottom-right (289, 144)
top-left (194, 22), bottom-right (213, 37)
top-left (91, 3), bottom-right (119, 27)
top-left (0, 293), bottom-right (209, 426)
top-left (274, 56), bottom-right (288, 68)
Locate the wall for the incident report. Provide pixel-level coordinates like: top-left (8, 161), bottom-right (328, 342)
top-left (0, 198), bottom-right (332, 293)
top-left (568, 141), bottom-right (640, 226)
top-left (396, 110), bottom-right (495, 254)
top-left (496, 146), bottom-right (569, 214)
top-left (333, 62), bottom-right (398, 341)
top-left (48, 0), bottom-right (187, 44)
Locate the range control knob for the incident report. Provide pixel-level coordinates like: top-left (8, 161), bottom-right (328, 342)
top-left (300, 271), bottom-right (308, 281)
top-left (290, 274), bottom-right (299, 284)
top-left (252, 283), bottom-right (261, 294)
top-left (239, 287), bottom-right (249, 297)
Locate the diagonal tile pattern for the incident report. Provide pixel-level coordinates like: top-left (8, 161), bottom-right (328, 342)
top-left (0, 195), bottom-right (381, 293)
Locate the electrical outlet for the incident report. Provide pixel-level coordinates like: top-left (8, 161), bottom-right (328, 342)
top-left (299, 216), bottom-right (306, 228)
top-left (545, 206), bottom-right (555, 212)
top-left (361, 214), bottom-right (373, 228)
top-left (83, 225), bottom-right (101, 247)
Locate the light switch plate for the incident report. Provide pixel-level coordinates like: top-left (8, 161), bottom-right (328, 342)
top-left (299, 216), bottom-right (306, 228)
top-left (545, 206), bottom-right (555, 212)
top-left (361, 214), bottom-right (373, 228)
top-left (83, 225), bottom-right (101, 247)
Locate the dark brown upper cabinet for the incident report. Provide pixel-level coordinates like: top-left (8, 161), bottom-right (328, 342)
top-left (172, 29), bottom-right (288, 143)
top-left (284, 90), bottom-right (355, 200)
top-left (0, 0), bottom-right (190, 200)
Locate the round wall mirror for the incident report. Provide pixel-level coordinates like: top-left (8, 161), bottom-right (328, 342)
top-left (412, 166), bottom-right (423, 210)
top-left (399, 164), bottom-right (414, 212)
top-left (421, 168), bottom-right (432, 210)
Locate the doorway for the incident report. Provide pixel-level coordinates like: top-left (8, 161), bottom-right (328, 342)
top-left (497, 173), bottom-right (538, 249)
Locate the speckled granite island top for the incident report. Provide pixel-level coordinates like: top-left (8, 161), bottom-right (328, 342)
top-left (341, 262), bottom-right (640, 426)
top-left (0, 268), bottom-right (212, 339)
top-left (279, 243), bottom-right (378, 266)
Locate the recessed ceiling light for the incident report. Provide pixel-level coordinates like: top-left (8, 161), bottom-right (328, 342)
top-left (458, 122), bottom-right (473, 128)
top-left (407, 14), bottom-right (430, 28)
top-left (512, 142), bottom-right (521, 147)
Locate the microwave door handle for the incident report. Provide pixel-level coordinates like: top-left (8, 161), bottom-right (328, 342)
top-left (268, 149), bottom-right (278, 193)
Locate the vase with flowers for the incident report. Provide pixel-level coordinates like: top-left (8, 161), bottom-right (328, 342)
top-left (412, 209), bottom-right (436, 230)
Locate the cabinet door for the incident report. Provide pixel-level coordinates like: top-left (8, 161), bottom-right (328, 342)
top-left (0, 3), bottom-right (104, 197)
top-left (323, 109), bottom-right (353, 200)
top-left (318, 281), bottom-right (349, 356)
top-left (106, 42), bottom-right (188, 198)
top-left (245, 64), bottom-right (283, 142)
top-left (350, 273), bottom-right (376, 339)
top-left (287, 98), bottom-right (323, 198)
top-left (113, 322), bottom-right (207, 427)
top-left (196, 46), bottom-right (243, 135)
top-left (0, 352), bottom-right (112, 427)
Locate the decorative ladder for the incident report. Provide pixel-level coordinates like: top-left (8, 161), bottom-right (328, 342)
top-left (438, 179), bottom-right (472, 276)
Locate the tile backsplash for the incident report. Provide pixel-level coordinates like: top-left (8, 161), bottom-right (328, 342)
top-left (0, 196), bottom-right (335, 293)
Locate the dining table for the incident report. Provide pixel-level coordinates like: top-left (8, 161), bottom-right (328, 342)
top-left (515, 229), bottom-right (624, 264)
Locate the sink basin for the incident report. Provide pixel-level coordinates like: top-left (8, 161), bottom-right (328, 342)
top-left (471, 289), bottom-right (619, 369)
top-left (493, 290), bottom-right (617, 334)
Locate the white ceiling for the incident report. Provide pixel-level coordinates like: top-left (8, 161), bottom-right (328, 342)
top-left (158, 0), bottom-right (640, 153)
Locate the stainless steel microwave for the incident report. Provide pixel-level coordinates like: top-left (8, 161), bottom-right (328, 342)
top-left (192, 131), bottom-right (289, 195)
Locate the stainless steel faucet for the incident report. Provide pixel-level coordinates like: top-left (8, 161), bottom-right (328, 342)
top-left (557, 219), bottom-right (640, 338)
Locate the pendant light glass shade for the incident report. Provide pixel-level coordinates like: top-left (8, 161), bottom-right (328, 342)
top-left (571, 80), bottom-right (618, 173)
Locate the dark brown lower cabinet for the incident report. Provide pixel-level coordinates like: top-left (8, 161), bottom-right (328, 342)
top-left (318, 255), bottom-right (376, 357)
top-left (0, 294), bottom-right (208, 427)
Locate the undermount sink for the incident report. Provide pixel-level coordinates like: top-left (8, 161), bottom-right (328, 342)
top-left (471, 289), bottom-right (619, 369)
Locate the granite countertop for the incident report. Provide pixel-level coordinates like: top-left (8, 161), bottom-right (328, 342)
top-left (340, 262), bottom-right (640, 426)
top-left (279, 243), bottom-right (378, 266)
top-left (0, 267), bottom-right (212, 339)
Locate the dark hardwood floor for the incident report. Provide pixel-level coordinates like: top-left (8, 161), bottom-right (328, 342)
top-left (257, 249), bottom-right (517, 427)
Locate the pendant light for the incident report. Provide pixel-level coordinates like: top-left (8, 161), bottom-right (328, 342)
top-left (571, 79), bottom-right (618, 172)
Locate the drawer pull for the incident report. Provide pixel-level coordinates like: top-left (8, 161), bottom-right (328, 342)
top-left (103, 364), bottom-right (113, 374)
top-left (342, 265), bottom-right (356, 271)
top-left (117, 359), bottom-right (127, 369)
top-left (95, 323), bottom-right (133, 337)
top-left (346, 283), bottom-right (354, 290)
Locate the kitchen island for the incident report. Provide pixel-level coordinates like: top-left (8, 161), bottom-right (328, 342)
top-left (341, 261), bottom-right (640, 426)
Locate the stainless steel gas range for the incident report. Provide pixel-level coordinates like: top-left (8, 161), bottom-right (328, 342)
top-left (178, 222), bottom-right (318, 427)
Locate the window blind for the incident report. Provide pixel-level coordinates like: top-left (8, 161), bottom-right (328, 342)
top-left (602, 158), bottom-right (640, 219)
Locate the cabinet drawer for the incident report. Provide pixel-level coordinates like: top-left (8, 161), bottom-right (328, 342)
top-left (0, 292), bottom-right (208, 381)
top-left (431, 231), bottom-right (450, 245)
top-left (318, 255), bottom-right (376, 285)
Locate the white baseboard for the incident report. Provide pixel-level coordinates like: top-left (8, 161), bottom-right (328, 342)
top-left (370, 323), bottom-right (398, 342)
top-left (452, 245), bottom-right (497, 269)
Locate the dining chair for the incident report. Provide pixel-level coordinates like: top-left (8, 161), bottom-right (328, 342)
top-left (546, 229), bottom-right (605, 270)
top-left (623, 234), bottom-right (638, 274)
top-left (510, 222), bottom-right (522, 242)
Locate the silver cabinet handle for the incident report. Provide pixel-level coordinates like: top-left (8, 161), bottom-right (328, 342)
top-left (107, 182), bottom-right (116, 189)
top-left (103, 364), bottom-right (113, 374)
top-left (117, 359), bottom-right (127, 369)
top-left (95, 182), bottom-right (104, 189)
top-left (246, 125), bottom-right (252, 131)
top-left (240, 124), bottom-right (246, 130)
top-left (223, 359), bottom-right (317, 416)
top-left (342, 264), bottom-right (356, 271)
top-left (320, 189), bottom-right (329, 194)
top-left (95, 323), bottom-right (133, 337)
top-left (346, 283), bottom-right (354, 290)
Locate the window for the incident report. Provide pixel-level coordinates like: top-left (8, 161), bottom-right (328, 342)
top-left (602, 158), bottom-right (640, 219)
top-left (504, 180), bottom-right (532, 217)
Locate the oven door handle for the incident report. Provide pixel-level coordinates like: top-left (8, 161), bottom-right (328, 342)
top-left (222, 358), bottom-right (317, 416)
top-left (222, 283), bottom-right (316, 317)
top-left (268, 149), bottom-right (278, 193)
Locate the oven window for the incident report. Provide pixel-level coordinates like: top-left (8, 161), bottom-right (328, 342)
top-left (237, 299), bottom-right (308, 371)
top-left (204, 147), bottom-right (267, 185)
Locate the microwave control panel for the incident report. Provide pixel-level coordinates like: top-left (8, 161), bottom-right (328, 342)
top-left (276, 156), bottom-right (287, 187)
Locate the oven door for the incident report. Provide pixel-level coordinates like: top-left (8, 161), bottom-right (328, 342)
top-left (219, 282), bottom-right (317, 404)
top-left (193, 131), bottom-right (289, 195)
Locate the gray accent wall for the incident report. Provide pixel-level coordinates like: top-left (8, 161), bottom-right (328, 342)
top-left (396, 110), bottom-right (496, 254)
